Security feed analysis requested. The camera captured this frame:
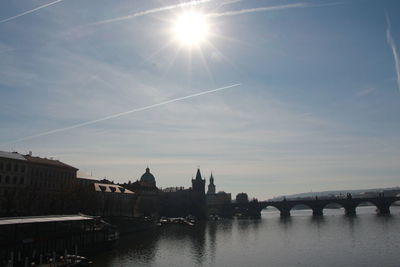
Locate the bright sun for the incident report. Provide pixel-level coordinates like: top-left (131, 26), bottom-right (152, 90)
top-left (173, 11), bottom-right (209, 47)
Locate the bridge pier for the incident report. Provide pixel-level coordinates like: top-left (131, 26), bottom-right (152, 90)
top-left (344, 205), bottom-right (356, 216)
top-left (279, 209), bottom-right (291, 217)
top-left (376, 204), bottom-right (390, 215)
top-left (312, 207), bottom-right (323, 216)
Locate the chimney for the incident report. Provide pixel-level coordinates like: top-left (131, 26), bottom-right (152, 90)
top-left (28, 151), bottom-right (32, 156)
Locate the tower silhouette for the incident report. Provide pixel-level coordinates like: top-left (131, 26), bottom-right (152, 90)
top-left (207, 172), bottom-right (216, 194)
top-left (191, 168), bottom-right (206, 219)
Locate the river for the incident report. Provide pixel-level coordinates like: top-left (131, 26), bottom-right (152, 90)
top-left (91, 206), bottom-right (400, 266)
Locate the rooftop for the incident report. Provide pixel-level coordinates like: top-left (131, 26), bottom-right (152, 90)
top-left (0, 150), bottom-right (78, 170)
top-left (77, 171), bottom-right (99, 181)
top-left (94, 183), bottom-right (134, 194)
top-left (0, 151), bottom-right (26, 161)
top-left (0, 214), bottom-right (95, 226)
top-left (24, 155), bottom-right (78, 170)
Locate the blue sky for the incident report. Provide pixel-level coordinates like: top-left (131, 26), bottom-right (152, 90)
top-left (0, 0), bottom-right (399, 199)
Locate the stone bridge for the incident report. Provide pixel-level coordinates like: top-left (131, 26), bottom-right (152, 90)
top-left (233, 196), bottom-right (400, 217)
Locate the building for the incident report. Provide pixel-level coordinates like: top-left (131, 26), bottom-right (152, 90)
top-left (191, 168), bottom-right (206, 219)
top-left (76, 171), bottom-right (99, 187)
top-left (0, 151), bottom-right (77, 192)
top-left (157, 168), bottom-right (208, 219)
top-left (0, 151), bottom-right (78, 216)
top-left (139, 167), bottom-right (156, 187)
top-left (207, 173), bottom-right (216, 194)
top-left (205, 174), bottom-right (232, 217)
top-left (91, 183), bottom-right (136, 217)
top-left (159, 187), bottom-right (193, 217)
top-left (122, 167), bottom-right (159, 218)
top-left (236, 193), bottom-right (249, 204)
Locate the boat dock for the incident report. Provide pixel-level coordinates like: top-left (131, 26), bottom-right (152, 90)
top-left (0, 214), bottom-right (117, 266)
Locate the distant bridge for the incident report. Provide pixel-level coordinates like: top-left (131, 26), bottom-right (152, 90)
top-left (233, 196), bottom-right (400, 217)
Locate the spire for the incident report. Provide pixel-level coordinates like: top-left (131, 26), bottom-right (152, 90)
top-left (207, 172), bottom-right (216, 194)
top-left (195, 168), bottom-right (202, 180)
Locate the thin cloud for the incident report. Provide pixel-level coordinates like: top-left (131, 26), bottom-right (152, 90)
top-left (1, 83), bottom-right (241, 145)
top-left (386, 13), bottom-right (400, 92)
top-left (91, 0), bottom-right (213, 26)
top-left (207, 3), bottom-right (310, 17)
top-left (0, 0), bottom-right (66, 24)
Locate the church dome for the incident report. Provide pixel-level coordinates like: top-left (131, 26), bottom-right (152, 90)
top-left (140, 167), bottom-right (156, 185)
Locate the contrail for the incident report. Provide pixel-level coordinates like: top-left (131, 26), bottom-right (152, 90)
top-left (90, 0), bottom-right (213, 26)
top-left (90, 1), bottom-right (328, 27)
top-left (3, 83), bottom-right (241, 144)
top-left (207, 3), bottom-right (310, 17)
top-left (386, 13), bottom-right (400, 92)
top-left (0, 0), bottom-right (66, 24)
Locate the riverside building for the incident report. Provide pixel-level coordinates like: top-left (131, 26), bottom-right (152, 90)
top-left (0, 151), bottom-right (78, 216)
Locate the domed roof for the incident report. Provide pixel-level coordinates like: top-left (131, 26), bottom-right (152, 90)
top-left (140, 167), bottom-right (156, 185)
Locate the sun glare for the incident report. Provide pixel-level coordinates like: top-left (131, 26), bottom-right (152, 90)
top-left (173, 11), bottom-right (209, 47)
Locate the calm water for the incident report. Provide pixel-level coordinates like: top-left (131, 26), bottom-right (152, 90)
top-left (91, 206), bottom-right (400, 267)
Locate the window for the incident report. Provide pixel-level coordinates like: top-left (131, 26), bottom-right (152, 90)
top-left (21, 165), bottom-right (25, 173)
top-left (0, 162), bottom-right (3, 170)
top-left (20, 177), bottom-right (24, 184)
top-left (0, 175), bottom-right (2, 183)
top-left (14, 164), bottom-right (18, 172)
top-left (99, 185), bottom-right (107, 192)
top-left (12, 176), bottom-right (17, 184)
top-left (6, 163), bottom-right (11, 171)
top-left (5, 176), bottom-right (10, 184)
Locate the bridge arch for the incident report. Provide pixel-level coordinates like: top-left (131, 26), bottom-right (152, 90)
top-left (355, 198), bottom-right (397, 215)
top-left (262, 204), bottom-right (280, 210)
top-left (261, 204), bottom-right (280, 216)
top-left (355, 200), bottom-right (377, 210)
top-left (289, 203), bottom-right (314, 216)
top-left (261, 203), bottom-right (292, 217)
top-left (321, 201), bottom-right (357, 215)
top-left (321, 201), bottom-right (344, 209)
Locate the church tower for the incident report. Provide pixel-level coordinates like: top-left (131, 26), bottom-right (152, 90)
top-left (207, 172), bottom-right (216, 194)
top-left (192, 168), bottom-right (206, 196)
top-left (191, 168), bottom-right (206, 219)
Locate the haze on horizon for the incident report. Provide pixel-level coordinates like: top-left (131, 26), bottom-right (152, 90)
top-left (0, 0), bottom-right (399, 200)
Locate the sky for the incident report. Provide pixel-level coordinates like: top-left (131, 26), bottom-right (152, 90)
top-left (0, 0), bottom-right (400, 199)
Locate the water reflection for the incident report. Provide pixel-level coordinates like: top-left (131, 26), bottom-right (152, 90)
top-left (93, 228), bottom-right (160, 267)
top-left (188, 222), bottom-right (206, 265)
top-left (207, 221), bottom-right (217, 264)
top-left (236, 218), bottom-right (261, 232)
top-left (342, 214), bottom-right (358, 248)
top-left (91, 206), bottom-right (400, 267)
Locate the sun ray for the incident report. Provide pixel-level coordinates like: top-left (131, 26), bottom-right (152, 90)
top-left (197, 44), bottom-right (217, 85)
